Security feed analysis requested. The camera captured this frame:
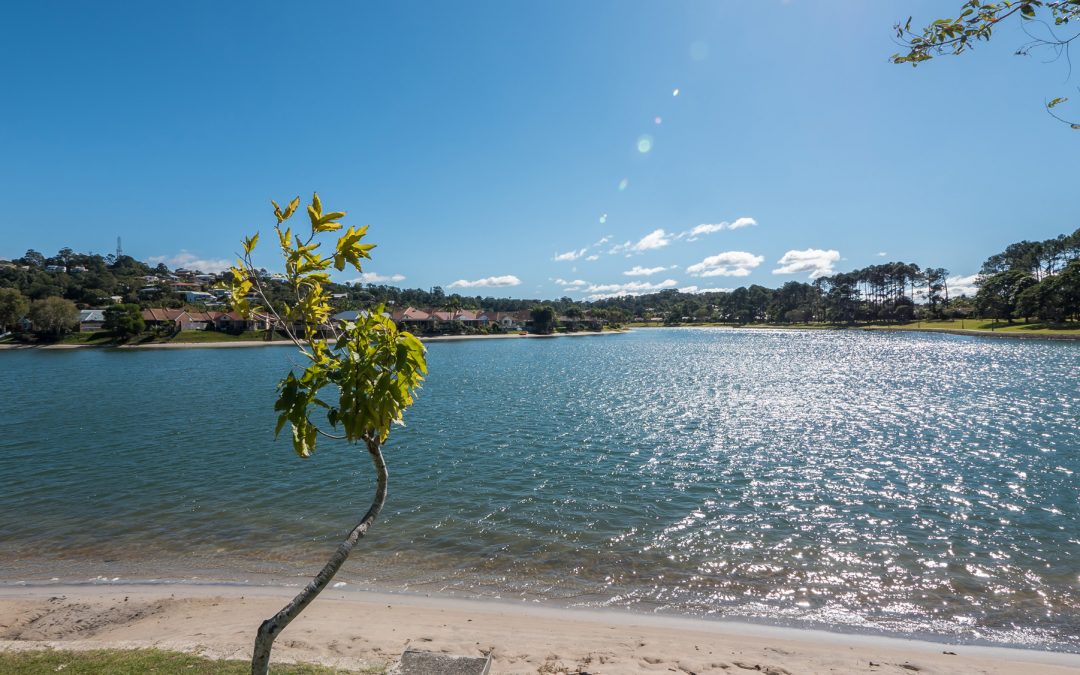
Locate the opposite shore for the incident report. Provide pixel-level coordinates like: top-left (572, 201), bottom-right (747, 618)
top-left (0, 329), bottom-right (628, 350)
top-left (4, 323), bottom-right (1080, 351)
top-left (2, 583), bottom-right (1078, 674)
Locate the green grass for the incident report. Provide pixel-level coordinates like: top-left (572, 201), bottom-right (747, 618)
top-left (161, 330), bottom-right (277, 343)
top-left (58, 331), bottom-right (125, 345)
top-left (625, 319), bottom-right (1080, 335)
top-left (0, 649), bottom-right (383, 674)
top-left (870, 319), bottom-right (1080, 334)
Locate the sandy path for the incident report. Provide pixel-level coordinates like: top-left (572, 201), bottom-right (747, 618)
top-left (1, 585), bottom-right (1077, 674)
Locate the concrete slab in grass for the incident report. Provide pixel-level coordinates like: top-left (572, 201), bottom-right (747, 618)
top-left (391, 648), bottom-right (492, 675)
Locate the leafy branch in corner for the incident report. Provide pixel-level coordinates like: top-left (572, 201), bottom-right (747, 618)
top-left (892, 0), bottom-right (1080, 128)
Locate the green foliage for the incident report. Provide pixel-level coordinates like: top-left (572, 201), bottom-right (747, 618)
top-left (103, 303), bottom-right (145, 336)
top-left (28, 296), bottom-right (78, 337)
top-left (530, 304), bottom-right (557, 333)
top-left (893, 1), bottom-right (1080, 128)
top-left (0, 287), bottom-right (29, 331)
top-left (229, 194), bottom-right (427, 458)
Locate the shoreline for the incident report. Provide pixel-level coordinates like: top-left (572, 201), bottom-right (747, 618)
top-left (0, 329), bottom-right (628, 351)
top-left (859, 325), bottom-right (1080, 341)
top-left (634, 323), bottom-right (1080, 341)
top-left (2, 583), bottom-right (1077, 674)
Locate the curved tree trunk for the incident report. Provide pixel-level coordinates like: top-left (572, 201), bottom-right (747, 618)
top-left (251, 437), bottom-right (388, 675)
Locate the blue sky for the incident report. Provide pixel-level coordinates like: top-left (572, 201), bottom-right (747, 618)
top-left (1, 1), bottom-right (1076, 299)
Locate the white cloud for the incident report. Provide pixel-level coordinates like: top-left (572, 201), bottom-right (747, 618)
top-left (623, 265), bottom-right (667, 276)
top-left (676, 217), bottom-right (757, 241)
top-left (946, 274), bottom-right (980, 297)
top-left (448, 275), bottom-right (522, 288)
top-left (148, 250), bottom-right (232, 274)
top-left (679, 285), bottom-right (734, 294)
top-left (553, 248), bottom-right (588, 262)
top-left (686, 251), bottom-right (764, 277)
top-left (610, 228), bottom-right (671, 254)
top-left (553, 278), bottom-right (589, 291)
top-left (772, 249), bottom-right (840, 279)
top-left (877, 252), bottom-right (887, 257)
top-left (349, 272), bottom-right (406, 284)
top-left (554, 235), bottom-right (612, 262)
top-left (584, 278), bottom-right (678, 299)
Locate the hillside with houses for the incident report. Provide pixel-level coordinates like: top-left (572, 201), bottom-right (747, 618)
top-left (0, 249), bottom-right (608, 342)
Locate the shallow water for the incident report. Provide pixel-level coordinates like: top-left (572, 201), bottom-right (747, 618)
top-left (1, 329), bottom-right (1078, 650)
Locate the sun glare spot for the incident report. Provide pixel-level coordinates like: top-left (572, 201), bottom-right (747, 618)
top-left (618, 178), bottom-right (629, 191)
top-left (637, 135), bottom-right (653, 153)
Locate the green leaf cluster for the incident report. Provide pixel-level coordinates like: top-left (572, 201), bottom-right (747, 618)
top-left (228, 193), bottom-right (426, 457)
top-left (891, 1), bottom-right (1080, 128)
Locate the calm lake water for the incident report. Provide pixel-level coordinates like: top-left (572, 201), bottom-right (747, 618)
top-left (1, 328), bottom-right (1078, 650)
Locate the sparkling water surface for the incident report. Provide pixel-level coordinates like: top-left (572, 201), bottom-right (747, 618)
top-left (1, 328), bottom-right (1078, 650)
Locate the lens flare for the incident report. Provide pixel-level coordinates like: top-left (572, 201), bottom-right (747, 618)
top-left (672, 88), bottom-right (680, 97)
top-left (637, 135), bottom-right (653, 153)
top-left (618, 178), bottom-right (629, 191)
top-left (654, 116), bottom-right (663, 125)
top-left (689, 41), bottom-right (709, 61)
top-left (600, 213), bottom-right (608, 224)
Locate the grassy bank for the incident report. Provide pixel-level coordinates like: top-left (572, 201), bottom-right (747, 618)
top-left (866, 318), bottom-right (1080, 335)
top-left (48, 330), bottom-right (281, 346)
top-left (0, 649), bottom-right (379, 674)
top-left (626, 319), bottom-right (1080, 336)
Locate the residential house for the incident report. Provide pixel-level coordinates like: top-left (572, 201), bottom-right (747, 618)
top-left (142, 308), bottom-right (186, 330)
top-left (391, 307), bottom-right (435, 332)
top-left (180, 290), bottom-right (216, 303)
top-left (78, 309), bottom-right (106, 332)
top-left (213, 311), bottom-right (249, 332)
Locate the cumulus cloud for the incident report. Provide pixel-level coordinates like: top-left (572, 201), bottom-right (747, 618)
top-left (554, 235), bottom-right (612, 262)
top-left (586, 279), bottom-right (679, 299)
top-left (772, 249), bottom-right (840, 279)
top-left (679, 285), bottom-right (734, 294)
top-left (349, 272), bottom-right (406, 284)
top-left (553, 248), bottom-right (588, 262)
top-left (623, 265), bottom-right (668, 276)
top-left (686, 251), bottom-right (764, 277)
top-left (946, 274), bottom-right (980, 297)
top-left (676, 217), bottom-right (757, 241)
top-left (448, 275), bottom-right (521, 288)
top-left (610, 228), bottom-right (671, 254)
top-left (553, 278), bottom-right (589, 291)
top-left (148, 250), bottom-right (232, 274)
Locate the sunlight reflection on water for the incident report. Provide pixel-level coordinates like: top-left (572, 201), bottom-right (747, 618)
top-left (1, 328), bottom-right (1078, 650)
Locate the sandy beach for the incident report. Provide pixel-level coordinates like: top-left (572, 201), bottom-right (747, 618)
top-left (1, 584), bottom-right (1077, 674)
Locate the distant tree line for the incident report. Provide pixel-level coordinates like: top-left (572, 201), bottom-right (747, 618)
top-left (3, 226), bottom-right (1078, 336)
